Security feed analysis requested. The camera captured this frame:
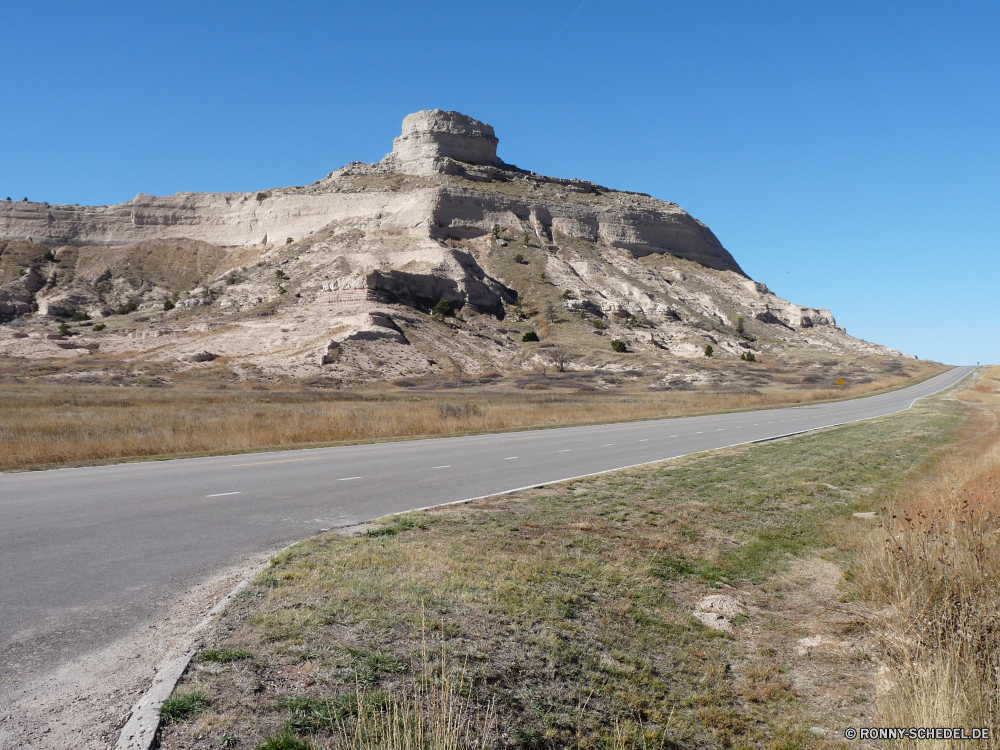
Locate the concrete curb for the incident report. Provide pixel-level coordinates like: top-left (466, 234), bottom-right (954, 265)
top-left (115, 559), bottom-right (273, 749)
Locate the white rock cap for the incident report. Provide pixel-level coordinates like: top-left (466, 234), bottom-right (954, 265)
top-left (391, 109), bottom-right (501, 167)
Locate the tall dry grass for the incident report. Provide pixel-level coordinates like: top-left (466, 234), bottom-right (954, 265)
top-left (857, 368), bottom-right (1000, 747)
top-left (326, 635), bottom-right (496, 750)
top-left (0, 370), bottom-right (931, 471)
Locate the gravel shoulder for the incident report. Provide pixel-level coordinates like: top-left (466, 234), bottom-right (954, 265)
top-left (0, 551), bottom-right (277, 750)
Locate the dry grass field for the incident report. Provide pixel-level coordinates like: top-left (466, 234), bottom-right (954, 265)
top-left (154, 366), bottom-right (975, 750)
top-left (856, 366), bottom-right (1000, 747)
top-left (0, 360), bottom-right (943, 472)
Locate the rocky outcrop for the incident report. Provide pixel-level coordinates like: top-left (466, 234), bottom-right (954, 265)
top-left (388, 109), bottom-right (501, 173)
top-left (0, 109), bottom-right (919, 381)
top-left (0, 268), bottom-right (45, 320)
top-left (0, 110), bottom-right (745, 275)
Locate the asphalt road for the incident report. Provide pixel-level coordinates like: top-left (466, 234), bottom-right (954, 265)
top-left (0, 365), bottom-right (973, 690)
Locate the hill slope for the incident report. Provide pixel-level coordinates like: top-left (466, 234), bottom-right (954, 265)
top-left (0, 110), bottom-right (916, 387)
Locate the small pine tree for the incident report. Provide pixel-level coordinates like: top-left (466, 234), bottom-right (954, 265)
top-left (735, 317), bottom-right (745, 336)
top-left (611, 339), bottom-right (628, 353)
top-left (491, 224), bottom-right (501, 239)
top-left (522, 330), bottom-right (539, 342)
top-left (163, 299), bottom-right (175, 311)
top-left (704, 344), bottom-right (714, 357)
top-left (431, 299), bottom-right (452, 320)
top-left (274, 269), bottom-right (286, 280)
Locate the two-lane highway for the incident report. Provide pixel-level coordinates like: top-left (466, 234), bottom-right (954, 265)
top-left (0, 365), bottom-right (973, 696)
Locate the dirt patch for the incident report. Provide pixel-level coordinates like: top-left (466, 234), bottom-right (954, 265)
top-left (0, 551), bottom-right (276, 750)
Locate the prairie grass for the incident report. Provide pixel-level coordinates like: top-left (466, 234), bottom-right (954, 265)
top-left (0, 364), bottom-right (940, 471)
top-left (856, 367), bottom-right (1000, 748)
top-left (158, 389), bottom-right (964, 749)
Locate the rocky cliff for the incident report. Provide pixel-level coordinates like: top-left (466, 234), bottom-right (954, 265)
top-left (0, 110), bottom-right (915, 385)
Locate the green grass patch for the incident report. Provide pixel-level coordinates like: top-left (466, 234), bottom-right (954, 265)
top-left (199, 645), bottom-right (253, 663)
top-left (160, 691), bottom-right (209, 724)
top-left (257, 727), bottom-right (313, 749)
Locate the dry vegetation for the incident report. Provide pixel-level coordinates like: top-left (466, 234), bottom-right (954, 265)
top-left (157, 374), bottom-right (970, 750)
top-left (856, 366), bottom-right (1000, 747)
top-left (0, 363), bottom-right (941, 472)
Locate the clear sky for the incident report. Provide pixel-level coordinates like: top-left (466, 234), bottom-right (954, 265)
top-left (3, 1), bottom-right (997, 365)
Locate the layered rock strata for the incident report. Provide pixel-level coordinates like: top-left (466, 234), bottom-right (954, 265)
top-left (0, 109), bottom-right (916, 382)
top-left (0, 110), bottom-right (743, 275)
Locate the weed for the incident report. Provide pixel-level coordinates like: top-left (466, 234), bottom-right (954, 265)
top-left (279, 694), bottom-right (358, 733)
top-left (200, 646), bottom-right (252, 663)
top-left (257, 728), bottom-right (312, 749)
top-left (57, 323), bottom-right (71, 336)
top-left (365, 515), bottom-right (426, 538)
top-left (160, 691), bottom-right (209, 724)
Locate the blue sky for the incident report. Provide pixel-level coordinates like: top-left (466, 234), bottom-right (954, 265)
top-left (3, 1), bottom-right (997, 365)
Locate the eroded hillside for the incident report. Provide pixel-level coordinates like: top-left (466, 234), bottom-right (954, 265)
top-left (0, 110), bottom-right (920, 388)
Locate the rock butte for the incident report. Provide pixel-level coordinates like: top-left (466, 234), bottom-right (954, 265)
top-left (0, 109), bottom-right (742, 275)
top-left (0, 109), bottom-right (916, 382)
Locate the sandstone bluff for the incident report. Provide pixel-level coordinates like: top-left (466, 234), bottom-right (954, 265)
top-left (0, 109), bottom-right (915, 385)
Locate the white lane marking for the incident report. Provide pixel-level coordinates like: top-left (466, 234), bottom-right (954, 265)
top-left (338, 476), bottom-right (361, 481)
top-left (717, 428), bottom-right (725, 431)
top-left (232, 457), bottom-right (323, 467)
top-left (505, 456), bottom-right (518, 460)
top-left (639, 439), bottom-right (649, 442)
top-left (603, 443), bottom-right (613, 446)
top-left (695, 431), bottom-right (703, 434)
top-left (206, 492), bottom-right (241, 497)
top-left (559, 449), bottom-right (571, 452)
top-left (669, 435), bottom-right (678, 438)
top-left (433, 465), bottom-right (451, 469)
